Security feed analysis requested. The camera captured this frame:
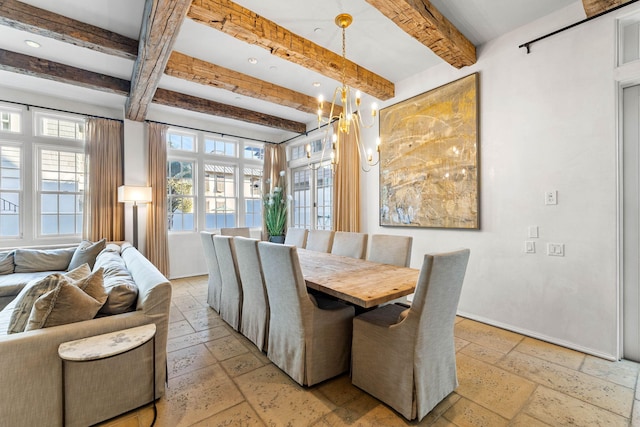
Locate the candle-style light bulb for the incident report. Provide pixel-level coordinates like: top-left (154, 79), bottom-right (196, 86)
top-left (306, 144), bottom-right (311, 158)
top-left (371, 102), bottom-right (378, 117)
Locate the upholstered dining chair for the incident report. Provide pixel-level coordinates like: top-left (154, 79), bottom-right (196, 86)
top-left (220, 227), bottom-right (251, 237)
top-left (233, 236), bottom-right (270, 351)
top-left (213, 235), bottom-right (243, 331)
top-left (200, 231), bottom-right (222, 312)
top-left (367, 234), bottom-right (413, 267)
top-left (351, 249), bottom-right (470, 421)
top-left (257, 242), bottom-right (355, 386)
top-left (305, 230), bottom-right (335, 253)
top-left (284, 227), bottom-right (308, 248)
top-left (330, 231), bottom-right (368, 259)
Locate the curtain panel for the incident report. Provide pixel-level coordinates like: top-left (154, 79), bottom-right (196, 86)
top-left (262, 143), bottom-right (287, 240)
top-left (146, 122), bottom-right (170, 276)
top-left (333, 122), bottom-right (361, 232)
top-left (83, 118), bottom-right (124, 241)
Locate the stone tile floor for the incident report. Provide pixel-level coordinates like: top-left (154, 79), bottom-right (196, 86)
top-left (100, 276), bottom-right (640, 426)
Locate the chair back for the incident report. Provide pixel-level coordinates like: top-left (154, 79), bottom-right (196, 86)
top-left (409, 249), bottom-right (470, 409)
top-left (233, 236), bottom-right (270, 351)
top-left (284, 227), bottom-right (308, 247)
top-left (305, 230), bottom-right (335, 253)
top-left (331, 231), bottom-right (368, 259)
top-left (221, 227), bottom-right (251, 237)
top-left (367, 234), bottom-right (413, 267)
top-left (199, 231), bottom-right (221, 312)
top-left (213, 235), bottom-right (243, 330)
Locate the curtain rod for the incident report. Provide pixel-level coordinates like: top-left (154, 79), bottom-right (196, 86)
top-left (278, 118), bottom-right (338, 145)
top-left (0, 99), bottom-right (123, 122)
top-left (519, 0), bottom-right (640, 53)
top-left (145, 119), bottom-right (286, 145)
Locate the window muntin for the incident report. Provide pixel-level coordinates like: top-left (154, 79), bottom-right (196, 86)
top-left (204, 164), bottom-right (236, 229)
top-left (243, 144), bottom-right (264, 161)
top-left (290, 139), bottom-right (322, 161)
top-left (38, 114), bottom-right (85, 141)
top-left (243, 168), bottom-right (262, 228)
top-left (167, 160), bottom-right (195, 231)
top-left (168, 131), bottom-right (196, 152)
top-left (38, 148), bottom-right (84, 236)
top-left (204, 138), bottom-right (236, 157)
top-left (0, 144), bottom-right (21, 237)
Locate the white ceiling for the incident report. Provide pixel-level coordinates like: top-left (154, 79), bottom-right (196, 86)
top-left (0, 0), bottom-right (580, 141)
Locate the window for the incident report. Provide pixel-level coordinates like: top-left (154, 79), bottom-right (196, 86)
top-left (0, 108), bottom-right (21, 133)
top-left (38, 148), bottom-right (84, 236)
top-left (166, 128), bottom-right (263, 232)
top-left (244, 168), bottom-right (262, 227)
top-left (0, 144), bottom-right (21, 237)
top-left (167, 160), bottom-right (195, 231)
top-left (38, 114), bottom-right (85, 140)
top-left (289, 137), bottom-right (334, 231)
top-left (204, 137), bottom-right (236, 157)
top-left (204, 164), bottom-right (236, 229)
top-left (168, 131), bottom-right (195, 152)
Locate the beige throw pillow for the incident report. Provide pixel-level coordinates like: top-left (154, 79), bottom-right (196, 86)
top-left (7, 264), bottom-right (93, 334)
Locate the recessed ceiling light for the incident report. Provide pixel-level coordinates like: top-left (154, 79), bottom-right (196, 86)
top-left (314, 28), bottom-right (323, 34)
top-left (313, 82), bottom-right (321, 87)
top-left (24, 40), bottom-right (40, 48)
top-left (269, 66), bottom-right (278, 71)
top-left (248, 57), bottom-right (258, 64)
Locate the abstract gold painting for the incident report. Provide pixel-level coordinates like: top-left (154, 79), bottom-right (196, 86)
top-left (379, 73), bottom-right (479, 229)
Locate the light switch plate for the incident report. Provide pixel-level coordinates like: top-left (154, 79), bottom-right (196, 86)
top-left (528, 226), bottom-right (539, 238)
top-left (525, 241), bottom-right (536, 253)
top-left (547, 243), bottom-right (564, 256)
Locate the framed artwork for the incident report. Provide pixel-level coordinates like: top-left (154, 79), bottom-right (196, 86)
top-left (379, 73), bottom-right (479, 229)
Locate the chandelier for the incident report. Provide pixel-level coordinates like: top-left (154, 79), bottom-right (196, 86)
top-left (308, 13), bottom-right (380, 173)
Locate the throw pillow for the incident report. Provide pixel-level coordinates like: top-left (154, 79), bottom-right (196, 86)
top-left (7, 265), bottom-right (93, 334)
top-left (0, 251), bottom-right (14, 275)
top-left (68, 239), bottom-right (106, 270)
top-left (13, 247), bottom-right (75, 273)
top-left (25, 278), bottom-right (105, 331)
top-left (74, 267), bottom-right (107, 304)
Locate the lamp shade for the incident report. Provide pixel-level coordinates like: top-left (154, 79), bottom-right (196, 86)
top-left (118, 185), bottom-right (152, 204)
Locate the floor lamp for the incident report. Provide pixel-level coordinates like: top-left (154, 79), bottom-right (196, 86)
top-left (118, 185), bottom-right (152, 249)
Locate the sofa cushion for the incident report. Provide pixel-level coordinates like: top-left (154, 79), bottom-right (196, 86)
top-left (0, 251), bottom-right (14, 275)
top-left (0, 272), bottom-right (53, 299)
top-left (68, 239), bottom-right (106, 270)
top-left (24, 270), bottom-right (106, 331)
top-left (14, 247), bottom-right (75, 273)
top-left (93, 250), bottom-right (138, 315)
top-left (6, 264), bottom-right (92, 334)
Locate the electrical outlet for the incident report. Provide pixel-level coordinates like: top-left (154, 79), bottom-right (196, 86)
top-left (545, 191), bottom-right (558, 205)
top-left (525, 241), bottom-right (536, 253)
top-left (547, 243), bottom-right (564, 256)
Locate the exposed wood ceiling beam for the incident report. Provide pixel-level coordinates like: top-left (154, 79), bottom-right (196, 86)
top-left (165, 51), bottom-right (341, 117)
top-left (153, 88), bottom-right (306, 133)
top-left (0, 48), bottom-right (305, 133)
top-left (364, 0), bottom-right (475, 69)
top-left (0, 0), bottom-right (137, 60)
top-left (582, 0), bottom-right (633, 17)
top-left (188, 0), bottom-right (395, 101)
top-left (0, 48), bottom-right (130, 95)
top-left (126, 0), bottom-right (192, 121)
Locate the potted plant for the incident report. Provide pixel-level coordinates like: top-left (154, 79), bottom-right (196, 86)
top-left (263, 170), bottom-right (291, 243)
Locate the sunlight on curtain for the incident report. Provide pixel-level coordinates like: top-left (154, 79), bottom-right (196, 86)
top-left (262, 143), bottom-right (287, 240)
top-left (333, 122), bottom-right (360, 232)
top-left (83, 118), bottom-right (124, 241)
top-left (146, 122), bottom-right (170, 276)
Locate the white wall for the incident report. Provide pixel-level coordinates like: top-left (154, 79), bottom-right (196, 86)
top-left (362, 2), bottom-right (623, 359)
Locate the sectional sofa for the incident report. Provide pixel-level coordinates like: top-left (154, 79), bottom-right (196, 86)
top-left (0, 241), bottom-right (171, 427)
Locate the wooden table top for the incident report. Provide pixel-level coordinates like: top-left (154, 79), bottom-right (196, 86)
top-left (297, 249), bottom-right (420, 308)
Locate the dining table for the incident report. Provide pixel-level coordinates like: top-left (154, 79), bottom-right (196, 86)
top-left (296, 248), bottom-right (420, 308)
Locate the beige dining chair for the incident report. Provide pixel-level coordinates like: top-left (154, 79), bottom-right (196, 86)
top-left (200, 231), bottom-right (221, 312)
top-left (233, 236), bottom-right (270, 351)
top-left (213, 235), bottom-right (243, 331)
top-left (330, 231), bottom-right (368, 259)
top-left (220, 227), bottom-right (251, 237)
top-left (284, 227), bottom-right (308, 248)
top-left (257, 241), bottom-right (355, 386)
top-left (367, 234), bottom-right (413, 267)
top-left (304, 229), bottom-right (335, 253)
top-left (351, 249), bottom-right (470, 421)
